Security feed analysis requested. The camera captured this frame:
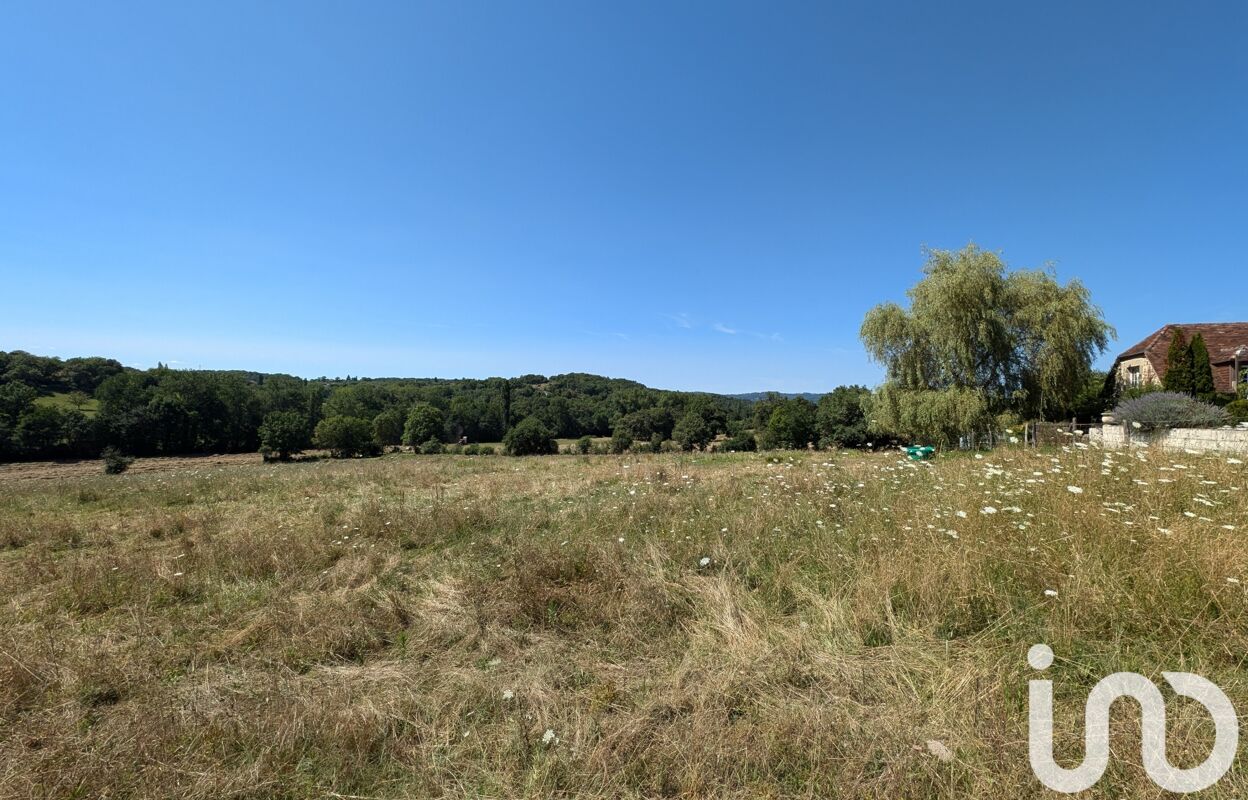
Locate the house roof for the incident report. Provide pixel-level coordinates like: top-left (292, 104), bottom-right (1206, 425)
top-left (1115, 322), bottom-right (1248, 393)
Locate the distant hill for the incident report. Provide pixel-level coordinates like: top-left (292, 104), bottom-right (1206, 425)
top-left (727, 392), bottom-right (824, 403)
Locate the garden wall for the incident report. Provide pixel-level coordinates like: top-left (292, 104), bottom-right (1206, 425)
top-left (1092, 422), bottom-right (1248, 455)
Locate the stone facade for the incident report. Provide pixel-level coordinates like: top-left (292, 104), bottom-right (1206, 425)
top-left (1114, 356), bottom-right (1157, 392)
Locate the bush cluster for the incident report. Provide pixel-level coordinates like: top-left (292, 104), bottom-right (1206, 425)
top-left (503, 417), bottom-right (557, 456)
top-left (1111, 392), bottom-right (1229, 432)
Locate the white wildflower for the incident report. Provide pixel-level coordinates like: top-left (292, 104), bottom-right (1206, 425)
top-left (1043, 589), bottom-right (1058, 597)
top-left (699, 557), bottom-right (711, 567)
top-left (1066, 486), bottom-right (1083, 494)
top-left (542, 729), bottom-right (558, 746)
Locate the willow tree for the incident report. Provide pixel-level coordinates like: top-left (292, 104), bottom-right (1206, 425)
top-left (860, 244), bottom-right (1112, 444)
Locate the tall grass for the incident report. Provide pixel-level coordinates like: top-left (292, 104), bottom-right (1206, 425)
top-left (1, 446), bottom-right (1246, 797)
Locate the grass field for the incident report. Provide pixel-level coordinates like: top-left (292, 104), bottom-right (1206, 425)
top-left (2, 445), bottom-right (1247, 797)
top-left (32, 391), bottom-right (99, 416)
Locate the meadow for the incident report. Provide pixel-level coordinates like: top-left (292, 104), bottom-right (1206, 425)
top-left (1, 444), bottom-right (1247, 798)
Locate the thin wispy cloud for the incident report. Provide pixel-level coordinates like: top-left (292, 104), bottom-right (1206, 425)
top-left (664, 314), bottom-right (780, 343)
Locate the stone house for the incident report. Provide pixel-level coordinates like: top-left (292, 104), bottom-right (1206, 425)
top-left (1111, 322), bottom-right (1248, 395)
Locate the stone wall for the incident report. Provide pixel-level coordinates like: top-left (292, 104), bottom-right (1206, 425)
top-left (1092, 423), bottom-right (1248, 455)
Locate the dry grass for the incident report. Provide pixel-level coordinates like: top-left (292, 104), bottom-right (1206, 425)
top-left (1, 445), bottom-right (1247, 797)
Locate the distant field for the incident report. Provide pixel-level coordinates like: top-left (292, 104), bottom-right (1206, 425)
top-left (32, 391), bottom-right (99, 416)
top-left (2, 447), bottom-right (1247, 797)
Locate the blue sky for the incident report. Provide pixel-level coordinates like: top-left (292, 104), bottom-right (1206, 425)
top-left (2, 1), bottom-right (1245, 393)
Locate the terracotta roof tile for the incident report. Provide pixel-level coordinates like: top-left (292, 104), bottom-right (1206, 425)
top-left (1114, 322), bottom-right (1248, 394)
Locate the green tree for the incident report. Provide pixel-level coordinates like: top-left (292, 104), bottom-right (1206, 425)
top-left (760, 398), bottom-right (816, 450)
top-left (610, 431), bottom-right (633, 454)
top-left (15, 406), bottom-right (66, 454)
top-left (59, 410), bottom-right (98, 457)
top-left (672, 412), bottom-right (713, 452)
top-left (867, 385), bottom-right (993, 447)
top-left (0, 382), bottom-right (37, 422)
top-left (402, 403), bottom-right (445, 447)
top-left (503, 416), bottom-right (557, 456)
top-left (258, 410), bottom-right (310, 460)
top-left (372, 407), bottom-right (406, 447)
top-left (314, 415), bottom-right (376, 458)
top-left (816, 386), bottom-right (870, 448)
top-left (1162, 328), bottom-right (1194, 395)
top-left (860, 244), bottom-right (1112, 443)
top-left (576, 435), bottom-right (593, 454)
top-left (1190, 333), bottom-right (1216, 401)
top-left (613, 407), bottom-right (674, 441)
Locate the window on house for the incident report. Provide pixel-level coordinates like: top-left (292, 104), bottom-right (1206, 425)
top-left (1127, 365), bottom-right (1141, 387)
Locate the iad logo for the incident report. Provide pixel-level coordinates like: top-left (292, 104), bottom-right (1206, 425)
top-left (1028, 644), bottom-right (1238, 793)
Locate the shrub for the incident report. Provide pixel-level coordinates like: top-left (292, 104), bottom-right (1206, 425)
top-left (101, 446), bottom-right (133, 475)
top-left (610, 431), bottom-right (632, 454)
top-left (420, 438), bottom-right (445, 455)
top-left (258, 410), bottom-right (310, 461)
top-left (1115, 383), bottom-right (1164, 402)
top-left (649, 433), bottom-right (663, 453)
top-left (1226, 400), bottom-right (1248, 425)
top-left (1111, 392), bottom-right (1229, 432)
top-left (314, 415), bottom-right (378, 458)
top-left (723, 433), bottom-right (756, 452)
top-left (576, 436), bottom-right (593, 454)
top-left (463, 443), bottom-right (480, 455)
top-left (503, 417), bottom-right (557, 456)
top-left (478, 445), bottom-right (496, 456)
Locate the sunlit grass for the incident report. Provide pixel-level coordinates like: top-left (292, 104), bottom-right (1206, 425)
top-left (1, 445), bottom-right (1246, 797)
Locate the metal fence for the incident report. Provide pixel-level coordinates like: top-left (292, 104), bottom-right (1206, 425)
top-left (954, 421), bottom-right (1098, 450)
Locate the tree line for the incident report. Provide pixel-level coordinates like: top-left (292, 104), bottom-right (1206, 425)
top-left (0, 350), bottom-right (882, 461)
top-left (1, 351), bottom-right (876, 461)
